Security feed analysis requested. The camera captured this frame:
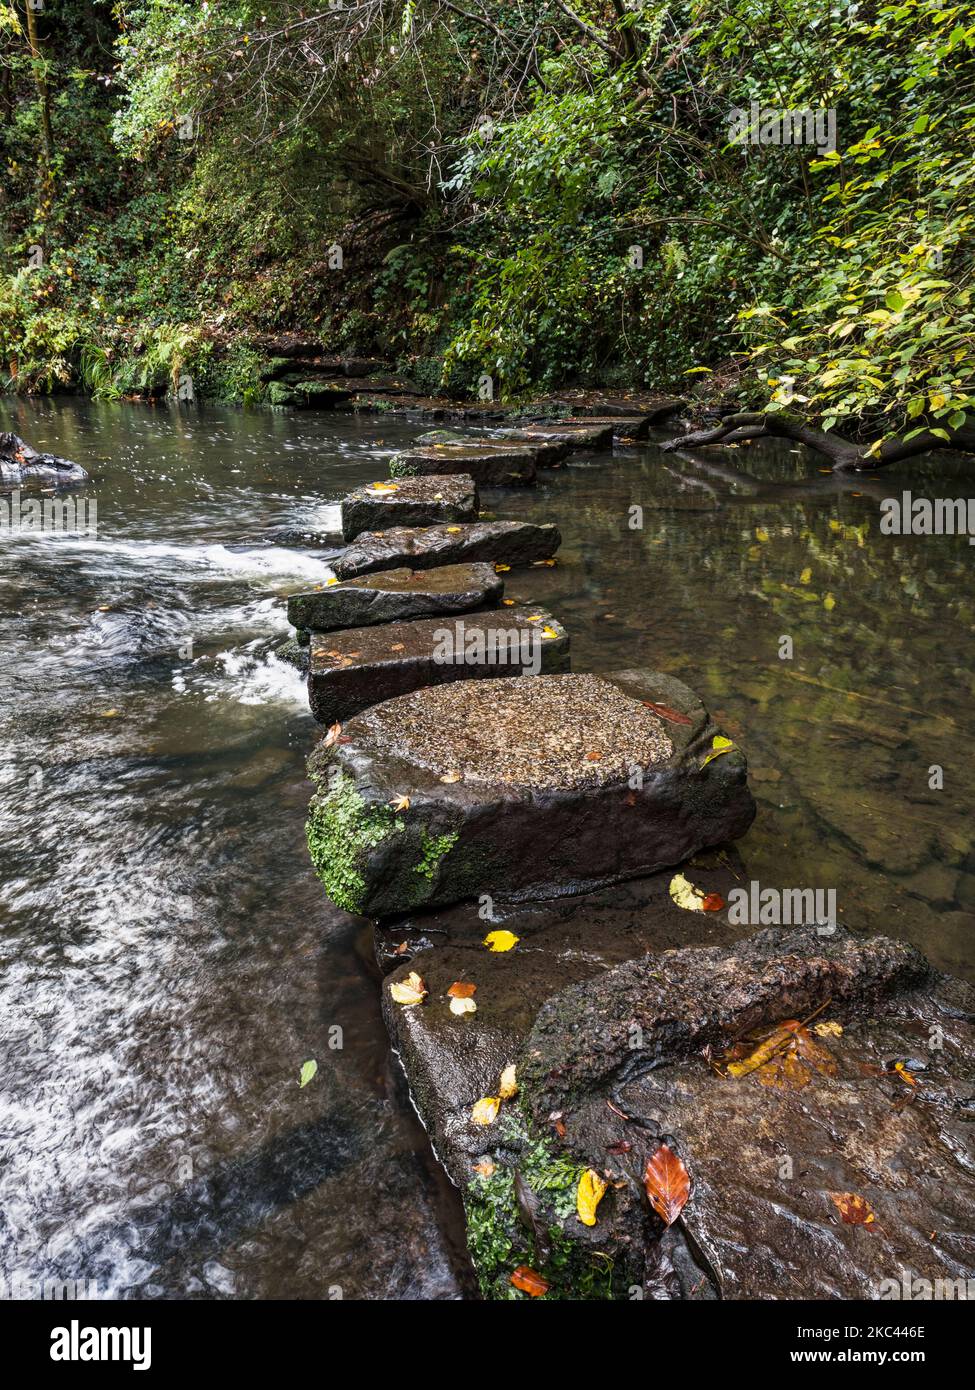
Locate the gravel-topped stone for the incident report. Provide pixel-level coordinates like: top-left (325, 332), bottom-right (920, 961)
top-left (288, 562), bottom-right (503, 632)
top-left (331, 519), bottom-right (561, 579)
top-left (389, 444), bottom-right (540, 486)
top-left (306, 606), bottom-right (569, 729)
top-left (305, 669), bottom-right (754, 916)
top-left (341, 474), bottom-right (479, 541)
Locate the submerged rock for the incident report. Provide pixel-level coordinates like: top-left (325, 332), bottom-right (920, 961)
top-left (0, 432), bottom-right (88, 487)
top-left (341, 474), bottom-right (478, 541)
top-left (306, 607), bottom-right (570, 732)
top-left (332, 520), bottom-right (561, 579)
top-left (390, 444), bottom-right (540, 486)
top-left (289, 562), bottom-right (503, 633)
top-left (306, 670), bottom-right (753, 916)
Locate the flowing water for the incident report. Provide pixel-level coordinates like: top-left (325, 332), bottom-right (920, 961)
top-left (1, 397), bottom-right (972, 1300)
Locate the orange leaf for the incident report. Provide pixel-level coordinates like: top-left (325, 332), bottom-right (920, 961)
top-left (510, 1266), bottom-right (550, 1297)
top-left (643, 1143), bottom-right (690, 1226)
top-left (831, 1192), bottom-right (876, 1226)
top-left (447, 980), bottom-right (477, 998)
top-left (701, 892), bottom-right (725, 912)
top-left (642, 700), bottom-right (692, 725)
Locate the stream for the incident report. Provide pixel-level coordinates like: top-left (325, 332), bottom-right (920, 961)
top-left (1, 396), bottom-right (972, 1299)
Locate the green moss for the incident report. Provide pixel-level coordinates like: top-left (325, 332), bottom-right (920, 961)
top-left (305, 769), bottom-right (404, 914)
top-left (464, 1113), bottom-right (618, 1301)
top-left (414, 828), bottom-right (459, 881)
top-left (388, 455), bottom-right (419, 478)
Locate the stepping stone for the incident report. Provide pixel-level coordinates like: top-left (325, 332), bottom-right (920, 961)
top-left (381, 920), bottom-right (975, 1299)
top-left (331, 520), bottom-right (561, 580)
top-left (288, 562), bottom-right (503, 633)
top-left (498, 422), bottom-right (614, 451)
top-left (341, 474), bottom-right (479, 541)
top-left (560, 414), bottom-right (654, 440)
top-left (412, 431), bottom-right (570, 468)
top-left (569, 397), bottom-right (684, 423)
top-left (305, 669), bottom-right (754, 917)
top-left (306, 607), bottom-right (569, 730)
top-left (390, 444), bottom-right (539, 487)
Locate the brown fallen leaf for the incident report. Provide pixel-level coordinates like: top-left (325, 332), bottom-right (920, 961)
top-left (831, 1192), bottom-right (876, 1226)
top-left (644, 1143), bottom-right (690, 1227)
top-left (510, 1265), bottom-right (550, 1297)
top-left (606, 1139), bottom-right (633, 1155)
top-left (389, 794), bottom-right (411, 812)
top-left (473, 1158), bottom-right (496, 1178)
top-left (324, 721), bottom-right (343, 747)
top-left (447, 981), bottom-right (477, 998)
top-left (642, 700), bottom-right (693, 725)
top-left (701, 892), bottom-right (725, 912)
top-left (390, 642), bottom-right (405, 652)
top-left (586, 751), bottom-right (602, 761)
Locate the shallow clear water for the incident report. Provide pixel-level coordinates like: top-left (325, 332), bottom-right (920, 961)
top-left (1, 396), bottom-right (972, 1299)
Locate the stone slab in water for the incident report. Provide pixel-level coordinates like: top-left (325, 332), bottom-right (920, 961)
top-left (498, 422), bottom-right (615, 450)
top-left (341, 474), bottom-right (479, 541)
top-left (0, 432), bottom-right (89, 487)
top-left (570, 397), bottom-right (684, 422)
top-left (390, 444), bottom-right (539, 486)
top-left (288, 562), bottom-right (503, 632)
top-left (306, 606), bottom-right (569, 730)
top-left (306, 669), bottom-right (754, 917)
top-left (331, 520), bottom-right (561, 580)
top-left (382, 920), bottom-right (975, 1299)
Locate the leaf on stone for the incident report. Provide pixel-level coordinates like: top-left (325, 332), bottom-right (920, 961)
top-left (894, 1061), bottom-right (917, 1087)
top-left (531, 558), bottom-right (556, 567)
top-left (541, 626), bottom-right (560, 639)
top-left (483, 929), bottom-right (519, 952)
top-left (642, 700), bottom-right (692, 725)
top-left (448, 980), bottom-right (477, 998)
top-left (368, 481), bottom-right (399, 493)
top-left (390, 642), bottom-right (405, 651)
top-left (813, 1021), bottom-right (843, 1037)
top-left (445, 526), bottom-right (461, 533)
top-left (586, 751), bottom-right (602, 761)
top-left (606, 1139), bottom-right (633, 1155)
top-left (643, 1143), bottom-right (690, 1227)
top-left (701, 892), bottom-right (725, 912)
top-left (449, 995), bottom-right (477, 1016)
top-left (726, 1020), bottom-right (837, 1089)
top-left (440, 770), bottom-right (463, 783)
top-left (831, 1192), bottom-right (876, 1226)
top-left (473, 1158), bottom-right (495, 1178)
top-left (470, 1096), bottom-right (501, 1126)
top-left (326, 577), bottom-right (339, 586)
top-left (576, 1168), bottom-right (608, 1227)
top-left (389, 794), bottom-right (411, 812)
top-left (701, 735), bottom-right (734, 768)
top-left (494, 563), bottom-right (511, 572)
top-left (324, 721), bottom-right (342, 748)
top-left (298, 1059), bottom-right (318, 1089)
top-left (510, 1265), bottom-right (550, 1297)
top-left (389, 971), bottom-right (427, 1006)
top-left (669, 872), bottom-right (708, 911)
top-left (501, 598), bottom-right (515, 606)
top-left (498, 1063), bottom-right (518, 1099)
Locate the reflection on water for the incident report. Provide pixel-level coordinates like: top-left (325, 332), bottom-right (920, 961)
top-left (0, 395), bottom-right (972, 1300)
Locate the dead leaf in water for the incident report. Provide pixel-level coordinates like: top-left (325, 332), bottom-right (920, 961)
top-left (644, 1143), bottom-right (690, 1227)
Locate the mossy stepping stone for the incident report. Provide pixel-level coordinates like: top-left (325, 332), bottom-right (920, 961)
top-left (497, 422), bottom-right (615, 451)
top-left (331, 520), bottom-right (560, 580)
top-left (306, 669), bottom-right (754, 917)
top-left (288, 562), bottom-right (503, 633)
top-left (341, 474), bottom-right (478, 542)
top-left (389, 444), bottom-right (540, 486)
top-left (306, 606), bottom-right (569, 729)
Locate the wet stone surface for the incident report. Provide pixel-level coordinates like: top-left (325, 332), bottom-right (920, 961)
top-left (331, 520), bottom-right (561, 580)
top-left (341, 474), bottom-right (479, 541)
top-left (288, 562), bottom-right (503, 633)
top-left (305, 669), bottom-right (754, 916)
top-left (497, 422), bottom-right (615, 451)
top-left (306, 607), bottom-right (570, 729)
top-left (389, 444), bottom-right (539, 486)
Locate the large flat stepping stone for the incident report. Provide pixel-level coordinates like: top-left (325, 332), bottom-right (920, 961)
top-left (306, 607), bottom-right (569, 729)
top-left (341, 474), bottom-right (478, 541)
top-left (306, 669), bottom-right (754, 917)
top-left (390, 444), bottom-right (539, 486)
top-left (331, 520), bottom-right (561, 580)
top-left (498, 422), bottom-right (614, 451)
top-left (288, 562), bottom-right (503, 633)
top-left (569, 396), bottom-right (684, 422)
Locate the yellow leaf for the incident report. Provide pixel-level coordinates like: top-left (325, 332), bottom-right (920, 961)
top-left (501, 598), bottom-right (515, 606)
top-left (541, 626), bottom-right (559, 639)
top-left (445, 526), bottom-right (461, 533)
top-left (669, 872), bottom-right (706, 911)
top-left (576, 1168), bottom-right (608, 1226)
top-left (701, 735), bottom-right (734, 768)
top-left (799, 567), bottom-right (812, 585)
top-left (388, 794), bottom-right (411, 812)
top-left (326, 577), bottom-right (339, 586)
top-left (498, 1063), bottom-right (518, 1099)
top-left (389, 971), bottom-right (427, 1006)
top-left (755, 527), bottom-right (770, 543)
top-left (449, 996), bottom-right (477, 1016)
top-left (440, 770), bottom-right (463, 784)
top-left (484, 929), bottom-right (519, 952)
top-left (823, 593), bottom-right (836, 611)
top-left (100, 709), bottom-right (120, 718)
top-left (813, 1021), bottom-right (843, 1037)
top-left (470, 1096), bottom-right (501, 1126)
top-left (494, 563), bottom-right (511, 573)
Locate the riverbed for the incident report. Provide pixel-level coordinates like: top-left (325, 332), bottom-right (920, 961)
top-left (1, 396), bottom-right (972, 1299)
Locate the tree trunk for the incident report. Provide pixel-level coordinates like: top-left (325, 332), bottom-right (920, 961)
top-left (23, 1), bottom-right (54, 188)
